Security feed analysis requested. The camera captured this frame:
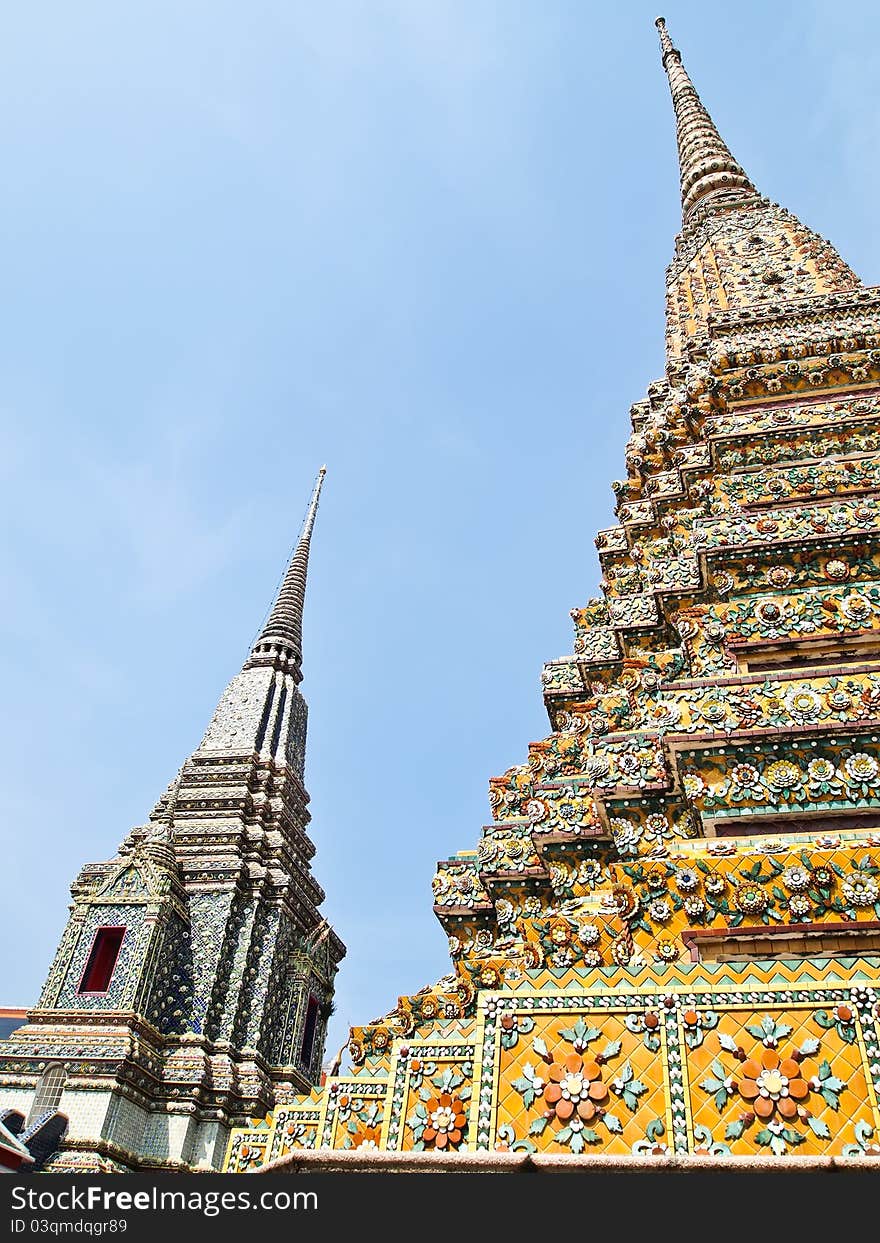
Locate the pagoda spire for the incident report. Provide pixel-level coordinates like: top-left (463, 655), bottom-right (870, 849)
top-left (248, 466), bottom-right (326, 672)
top-left (655, 16), bottom-right (759, 224)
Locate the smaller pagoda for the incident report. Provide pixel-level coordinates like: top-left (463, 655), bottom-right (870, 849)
top-left (0, 471), bottom-right (345, 1171)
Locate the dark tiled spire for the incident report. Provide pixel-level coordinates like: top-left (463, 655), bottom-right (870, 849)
top-left (247, 466), bottom-right (326, 673)
top-left (656, 17), bottom-right (759, 224)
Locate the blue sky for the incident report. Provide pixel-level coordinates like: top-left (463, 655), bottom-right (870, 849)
top-left (2, 2), bottom-right (878, 1062)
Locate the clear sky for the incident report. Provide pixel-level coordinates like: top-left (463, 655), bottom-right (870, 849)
top-left (2, 1), bottom-right (878, 1063)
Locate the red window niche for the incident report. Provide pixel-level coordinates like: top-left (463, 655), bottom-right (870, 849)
top-left (78, 927), bottom-right (126, 994)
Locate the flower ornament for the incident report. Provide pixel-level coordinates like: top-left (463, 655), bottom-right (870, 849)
top-left (701, 699), bottom-right (728, 724)
top-left (352, 1125), bottom-right (382, 1150)
top-left (729, 763), bottom-right (763, 798)
top-left (788, 894), bottom-right (811, 919)
top-left (514, 1022), bottom-right (644, 1154)
top-left (495, 898), bottom-right (515, 928)
top-left (842, 874), bottom-right (879, 907)
top-left (755, 517), bottom-right (779, 536)
top-left (504, 839), bottom-right (525, 866)
top-left (764, 760), bottom-right (803, 797)
top-left (702, 1016), bottom-right (848, 1152)
top-left (732, 695), bottom-right (761, 728)
top-left (278, 1118), bottom-right (317, 1151)
top-left (808, 756), bottom-right (842, 789)
top-left (676, 868), bottom-right (700, 893)
top-left (577, 859), bottom-right (605, 889)
top-left (420, 996), bottom-right (439, 1020)
top-left (756, 838), bottom-right (785, 856)
top-left (824, 558), bottom-right (850, 581)
top-left (627, 1009), bottom-right (664, 1052)
top-left (611, 936), bottom-right (633, 966)
top-left (754, 598), bottom-right (787, 634)
top-left (432, 873), bottom-right (452, 900)
top-left (767, 565), bottom-right (793, 588)
top-left (610, 819), bottom-right (642, 858)
top-left (477, 837), bottom-right (498, 866)
top-left (736, 1048), bottom-right (808, 1120)
top-left (707, 839), bottom-right (736, 856)
top-left (705, 873), bottom-right (726, 896)
top-left (332, 1090), bottom-right (357, 1122)
top-left (825, 690), bottom-right (851, 713)
top-left (617, 752), bottom-right (644, 782)
top-left (648, 899), bottom-right (672, 924)
top-left (786, 689), bottom-right (822, 725)
top-left (684, 896), bottom-right (707, 920)
top-left (556, 799), bottom-right (580, 825)
top-left (422, 1093), bottom-right (468, 1150)
top-left (644, 813), bottom-right (673, 844)
top-left (841, 593), bottom-right (872, 623)
top-left (454, 976), bottom-right (475, 1008)
top-left (682, 772), bottom-right (707, 800)
top-left (543, 1053), bottom-right (609, 1124)
top-left (656, 939), bottom-right (678, 962)
top-left (611, 885), bottom-right (640, 921)
top-left (525, 798), bottom-right (548, 825)
top-left (782, 866), bottom-right (812, 893)
top-left (734, 881), bottom-right (769, 915)
top-left (582, 754), bottom-right (611, 784)
top-left (845, 753), bottom-right (879, 782)
top-left (860, 684), bottom-right (880, 716)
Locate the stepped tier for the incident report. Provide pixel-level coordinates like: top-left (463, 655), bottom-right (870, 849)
top-left (226, 22), bottom-right (880, 1168)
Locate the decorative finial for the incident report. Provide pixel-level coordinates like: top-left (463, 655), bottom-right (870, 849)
top-left (655, 17), bottom-right (677, 63)
top-left (655, 17), bottom-right (759, 224)
top-left (248, 467), bottom-right (328, 672)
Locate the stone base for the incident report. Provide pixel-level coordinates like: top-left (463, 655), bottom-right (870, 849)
top-left (258, 1148), bottom-right (880, 1173)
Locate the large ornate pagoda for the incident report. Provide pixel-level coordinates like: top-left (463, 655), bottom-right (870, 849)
top-left (0, 471), bottom-right (345, 1171)
top-left (226, 19), bottom-right (880, 1169)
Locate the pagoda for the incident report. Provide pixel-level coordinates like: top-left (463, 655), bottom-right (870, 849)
top-left (226, 19), bottom-right (880, 1168)
top-left (0, 471), bottom-right (345, 1171)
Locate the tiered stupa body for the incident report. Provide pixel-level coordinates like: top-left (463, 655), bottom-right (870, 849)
top-left (226, 21), bottom-right (880, 1168)
top-left (0, 471), bottom-right (345, 1171)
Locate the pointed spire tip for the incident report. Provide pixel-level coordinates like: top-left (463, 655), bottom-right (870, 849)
top-left (249, 467), bottom-right (328, 669)
top-left (656, 15), bottom-right (758, 223)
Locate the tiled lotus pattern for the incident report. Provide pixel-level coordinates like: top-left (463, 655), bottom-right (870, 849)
top-left (226, 964), bottom-right (880, 1167)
